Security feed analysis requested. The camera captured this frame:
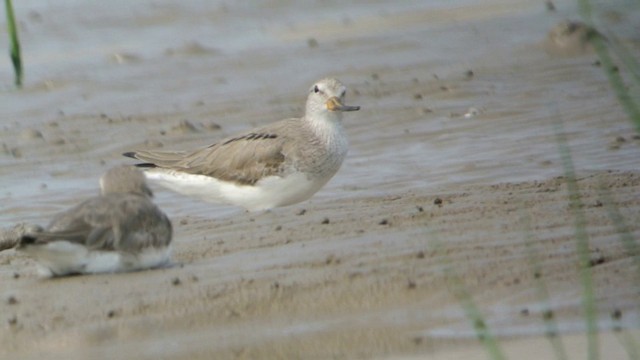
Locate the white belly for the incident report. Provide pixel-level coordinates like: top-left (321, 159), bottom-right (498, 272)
top-left (145, 169), bottom-right (332, 211)
top-left (22, 241), bottom-right (171, 277)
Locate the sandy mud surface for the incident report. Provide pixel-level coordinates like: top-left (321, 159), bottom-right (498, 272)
top-left (1, 0), bottom-right (639, 358)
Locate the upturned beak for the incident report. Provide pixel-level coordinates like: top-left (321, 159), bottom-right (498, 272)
top-left (326, 97), bottom-right (360, 112)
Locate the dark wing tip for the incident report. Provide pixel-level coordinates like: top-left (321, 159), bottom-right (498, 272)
top-left (134, 163), bottom-right (157, 168)
top-left (19, 235), bottom-right (38, 247)
top-left (122, 151), bottom-right (157, 168)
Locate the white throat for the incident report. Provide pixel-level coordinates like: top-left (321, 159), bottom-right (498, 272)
top-left (306, 111), bottom-right (348, 153)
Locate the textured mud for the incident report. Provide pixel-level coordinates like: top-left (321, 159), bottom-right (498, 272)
top-left (1, 0), bottom-right (639, 359)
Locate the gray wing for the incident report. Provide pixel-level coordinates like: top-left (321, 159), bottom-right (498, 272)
top-left (113, 196), bottom-right (172, 253)
top-left (128, 119), bottom-right (305, 185)
top-left (41, 197), bottom-right (112, 247)
top-left (34, 194), bottom-right (172, 252)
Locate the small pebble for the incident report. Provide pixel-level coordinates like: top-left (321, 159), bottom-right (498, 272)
top-left (589, 250), bottom-right (605, 267)
top-left (21, 128), bottom-right (44, 140)
top-left (321, 218), bottom-right (330, 224)
top-left (205, 122), bottom-right (222, 131)
top-left (407, 279), bottom-right (417, 289)
top-left (325, 255), bottom-right (337, 265)
top-left (110, 52), bottom-right (141, 64)
top-left (50, 138), bottom-right (66, 146)
top-left (10, 148), bottom-right (22, 158)
top-left (164, 41), bottom-right (215, 57)
top-left (172, 277), bottom-right (182, 286)
top-left (7, 296), bottom-right (18, 305)
top-left (171, 119), bottom-right (199, 134)
top-left (307, 38), bottom-right (319, 48)
top-left (464, 107), bottom-right (480, 119)
top-left (611, 309), bottom-right (622, 320)
top-left (545, 0), bottom-right (556, 12)
top-left (434, 198), bottom-right (443, 205)
top-left (379, 219), bottom-right (389, 225)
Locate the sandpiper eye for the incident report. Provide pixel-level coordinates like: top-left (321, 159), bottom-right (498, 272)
top-left (313, 85), bottom-right (320, 93)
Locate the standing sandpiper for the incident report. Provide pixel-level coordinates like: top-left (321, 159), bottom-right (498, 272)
top-left (124, 78), bottom-right (360, 211)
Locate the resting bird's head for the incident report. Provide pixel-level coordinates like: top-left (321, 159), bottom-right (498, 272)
top-left (99, 166), bottom-right (153, 197)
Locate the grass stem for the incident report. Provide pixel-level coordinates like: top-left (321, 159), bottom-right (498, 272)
top-left (4, 0), bottom-right (22, 87)
top-left (519, 210), bottom-right (569, 360)
top-left (577, 0), bottom-right (640, 132)
top-left (553, 116), bottom-right (599, 360)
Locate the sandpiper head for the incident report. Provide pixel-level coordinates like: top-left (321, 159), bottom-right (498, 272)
top-left (99, 165), bottom-right (153, 197)
top-left (306, 78), bottom-right (360, 118)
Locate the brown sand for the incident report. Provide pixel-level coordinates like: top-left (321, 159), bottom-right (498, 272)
top-left (1, 0), bottom-right (640, 359)
top-left (1, 172), bottom-right (639, 359)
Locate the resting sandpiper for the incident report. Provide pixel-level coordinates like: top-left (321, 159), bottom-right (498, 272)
top-left (18, 166), bottom-right (173, 276)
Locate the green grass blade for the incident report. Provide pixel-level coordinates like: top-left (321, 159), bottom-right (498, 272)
top-left (427, 232), bottom-right (506, 360)
top-left (553, 116), bottom-right (599, 360)
top-left (577, 0), bottom-right (640, 132)
top-left (589, 36), bottom-right (640, 132)
top-left (4, 0), bottom-right (22, 87)
top-left (443, 263), bottom-right (506, 360)
top-left (603, 30), bottom-right (640, 86)
top-left (519, 210), bottom-right (569, 360)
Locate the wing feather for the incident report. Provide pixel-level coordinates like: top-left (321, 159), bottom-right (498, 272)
top-left (32, 194), bottom-right (171, 252)
top-left (128, 119), bottom-right (305, 185)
